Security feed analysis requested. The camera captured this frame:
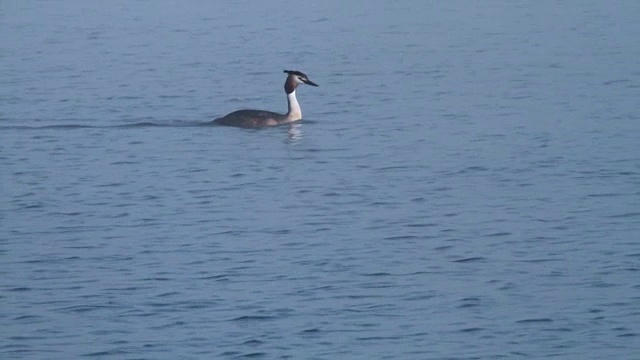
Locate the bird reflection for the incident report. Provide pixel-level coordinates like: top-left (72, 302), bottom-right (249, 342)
top-left (287, 123), bottom-right (303, 143)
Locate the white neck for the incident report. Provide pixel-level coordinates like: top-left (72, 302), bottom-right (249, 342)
top-left (286, 90), bottom-right (302, 121)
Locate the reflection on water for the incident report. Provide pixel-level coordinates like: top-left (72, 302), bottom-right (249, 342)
top-left (287, 123), bottom-right (303, 143)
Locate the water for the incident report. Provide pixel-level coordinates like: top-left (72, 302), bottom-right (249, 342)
top-left (2, 1), bottom-right (639, 359)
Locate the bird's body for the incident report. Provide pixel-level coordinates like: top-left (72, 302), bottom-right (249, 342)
top-left (214, 110), bottom-right (285, 128)
top-left (214, 70), bottom-right (318, 129)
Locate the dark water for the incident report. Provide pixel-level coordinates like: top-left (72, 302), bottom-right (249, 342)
top-left (2, 1), bottom-right (639, 359)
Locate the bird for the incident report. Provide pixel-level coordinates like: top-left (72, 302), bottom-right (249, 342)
top-left (213, 70), bottom-right (318, 128)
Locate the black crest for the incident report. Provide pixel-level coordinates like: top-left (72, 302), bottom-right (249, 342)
top-left (284, 70), bottom-right (308, 78)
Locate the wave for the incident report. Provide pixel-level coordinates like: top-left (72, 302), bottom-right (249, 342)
top-left (0, 120), bottom-right (218, 130)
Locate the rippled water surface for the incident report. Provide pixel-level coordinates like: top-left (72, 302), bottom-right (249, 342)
top-left (2, 1), bottom-right (640, 359)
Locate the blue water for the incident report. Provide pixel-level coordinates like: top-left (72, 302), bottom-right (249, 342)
top-left (2, 1), bottom-right (639, 359)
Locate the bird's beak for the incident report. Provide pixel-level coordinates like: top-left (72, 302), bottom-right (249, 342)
top-left (304, 79), bottom-right (319, 87)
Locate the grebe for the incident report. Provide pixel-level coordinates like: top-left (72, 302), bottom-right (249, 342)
top-left (213, 70), bottom-right (318, 128)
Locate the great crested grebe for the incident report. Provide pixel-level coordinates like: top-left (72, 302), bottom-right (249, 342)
top-left (213, 70), bottom-right (318, 128)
